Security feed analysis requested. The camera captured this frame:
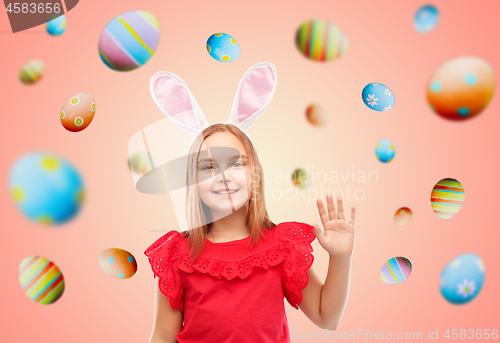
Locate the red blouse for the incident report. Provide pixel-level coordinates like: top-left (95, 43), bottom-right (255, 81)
top-left (144, 221), bottom-right (316, 343)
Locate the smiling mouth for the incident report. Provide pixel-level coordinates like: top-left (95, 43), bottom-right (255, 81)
top-left (212, 190), bottom-right (239, 194)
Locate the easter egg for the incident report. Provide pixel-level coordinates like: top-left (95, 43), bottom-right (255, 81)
top-left (98, 248), bottom-right (137, 279)
top-left (431, 178), bottom-right (464, 219)
top-left (414, 5), bottom-right (439, 33)
top-left (362, 83), bottom-right (395, 111)
top-left (9, 152), bottom-right (85, 225)
top-left (375, 139), bottom-right (395, 163)
top-left (60, 93), bottom-right (96, 132)
top-left (380, 257), bottom-right (412, 284)
top-left (46, 14), bottom-right (67, 36)
top-left (98, 10), bottom-right (160, 71)
top-left (440, 253), bottom-right (485, 304)
top-left (206, 33), bottom-right (240, 63)
top-left (427, 57), bottom-right (494, 120)
top-left (19, 256), bottom-right (65, 305)
top-left (129, 152), bottom-right (152, 175)
top-left (295, 19), bottom-right (348, 62)
top-left (394, 207), bottom-right (412, 226)
top-left (305, 104), bottom-right (327, 127)
top-left (292, 168), bottom-right (309, 190)
top-left (19, 60), bottom-right (45, 85)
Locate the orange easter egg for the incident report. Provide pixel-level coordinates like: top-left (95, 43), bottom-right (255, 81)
top-left (98, 248), bottom-right (137, 279)
top-left (60, 93), bottom-right (95, 132)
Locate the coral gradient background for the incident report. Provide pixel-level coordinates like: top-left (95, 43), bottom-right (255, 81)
top-left (1, 0), bottom-right (499, 341)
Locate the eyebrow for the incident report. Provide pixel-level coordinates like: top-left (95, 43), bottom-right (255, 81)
top-left (198, 155), bottom-right (248, 163)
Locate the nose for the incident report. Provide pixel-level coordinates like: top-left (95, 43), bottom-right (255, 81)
top-left (216, 170), bottom-right (231, 183)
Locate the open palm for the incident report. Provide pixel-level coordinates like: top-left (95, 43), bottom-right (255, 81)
top-left (313, 194), bottom-right (356, 257)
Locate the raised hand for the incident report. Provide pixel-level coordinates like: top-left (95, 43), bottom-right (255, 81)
top-left (313, 193), bottom-right (356, 258)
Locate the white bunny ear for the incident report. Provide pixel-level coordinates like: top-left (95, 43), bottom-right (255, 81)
top-left (227, 62), bottom-right (277, 131)
top-left (150, 71), bottom-right (209, 138)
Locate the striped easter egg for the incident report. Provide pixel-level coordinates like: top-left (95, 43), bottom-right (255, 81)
top-left (19, 60), bottom-right (45, 85)
top-left (18, 256), bottom-right (65, 305)
top-left (295, 19), bottom-right (348, 62)
top-left (430, 178), bottom-right (464, 219)
top-left (98, 10), bottom-right (160, 71)
top-left (379, 257), bottom-right (412, 284)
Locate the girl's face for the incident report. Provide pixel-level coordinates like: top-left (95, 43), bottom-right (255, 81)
top-left (196, 132), bottom-right (252, 219)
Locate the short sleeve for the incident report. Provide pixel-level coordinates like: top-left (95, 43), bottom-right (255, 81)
top-left (144, 230), bottom-right (185, 314)
top-left (278, 221), bottom-right (316, 310)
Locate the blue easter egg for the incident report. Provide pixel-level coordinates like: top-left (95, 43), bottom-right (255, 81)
top-left (206, 33), bottom-right (240, 63)
top-left (414, 5), bottom-right (439, 33)
top-left (46, 15), bottom-right (67, 36)
top-left (440, 253), bottom-right (485, 304)
top-left (362, 83), bottom-right (395, 111)
top-left (9, 152), bottom-right (85, 225)
top-left (375, 139), bottom-right (395, 163)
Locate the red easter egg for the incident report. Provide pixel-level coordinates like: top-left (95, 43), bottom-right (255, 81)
top-left (60, 93), bottom-right (95, 132)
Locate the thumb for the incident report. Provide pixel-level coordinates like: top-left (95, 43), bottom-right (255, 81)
top-left (313, 223), bottom-right (323, 242)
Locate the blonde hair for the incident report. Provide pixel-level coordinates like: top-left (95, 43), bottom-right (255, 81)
top-left (181, 123), bottom-right (276, 264)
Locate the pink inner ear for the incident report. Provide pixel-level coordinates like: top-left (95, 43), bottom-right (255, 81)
top-left (153, 75), bottom-right (199, 129)
top-left (237, 66), bottom-right (276, 124)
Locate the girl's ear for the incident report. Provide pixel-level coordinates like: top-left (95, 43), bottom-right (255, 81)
top-left (150, 71), bottom-right (209, 138)
top-left (227, 62), bottom-right (277, 131)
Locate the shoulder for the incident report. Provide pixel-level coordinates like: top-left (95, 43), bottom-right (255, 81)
top-left (144, 230), bottom-right (188, 260)
top-left (274, 221), bottom-right (316, 244)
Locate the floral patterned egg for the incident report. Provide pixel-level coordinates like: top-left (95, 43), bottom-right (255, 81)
top-left (362, 82), bottom-right (395, 111)
top-left (440, 253), bottom-right (485, 304)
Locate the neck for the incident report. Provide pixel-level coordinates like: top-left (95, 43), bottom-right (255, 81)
top-left (208, 202), bottom-right (250, 240)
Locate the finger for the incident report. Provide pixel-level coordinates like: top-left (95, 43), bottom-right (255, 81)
top-left (337, 196), bottom-right (345, 220)
top-left (317, 198), bottom-right (330, 228)
top-left (348, 206), bottom-right (356, 228)
top-left (326, 192), bottom-right (337, 221)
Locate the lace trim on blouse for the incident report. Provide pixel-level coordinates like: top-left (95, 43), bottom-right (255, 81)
top-left (144, 221), bottom-right (315, 313)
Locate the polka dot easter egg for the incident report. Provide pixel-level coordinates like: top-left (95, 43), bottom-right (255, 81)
top-left (440, 253), bottom-right (485, 304)
top-left (380, 257), bottom-right (412, 284)
top-left (98, 10), bottom-right (160, 71)
top-left (19, 60), bottom-right (45, 85)
top-left (431, 178), bottom-right (464, 219)
top-left (98, 248), bottom-right (137, 279)
top-left (394, 207), bottom-right (412, 226)
top-left (295, 19), bottom-right (348, 62)
top-left (60, 93), bottom-right (96, 132)
top-left (362, 83), bottom-right (395, 111)
top-left (375, 139), bottom-right (395, 163)
top-left (19, 256), bottom-right (65, 305)
top-left (9, 152), bottom-right (85, 225)
top-left (305, 104), bottom-right (327, 127)
top-left (414, 5), bottom-right (439, 33)
top-left (427, 57), bottom-right (494, 120)
top-left (46, 14), bottom-right (67, 36)
top-left (206, 33), bottom-right (240, 63)
top-left (292, 168), bottom-right (309, 190)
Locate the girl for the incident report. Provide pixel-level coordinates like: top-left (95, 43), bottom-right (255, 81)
top-left (143, 63), bottom-right (356, 343)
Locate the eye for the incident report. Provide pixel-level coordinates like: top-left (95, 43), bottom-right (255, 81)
top-left (201, 165), bottom-right (215, 170)
top-left (232, 162), bottom-right (244, 167)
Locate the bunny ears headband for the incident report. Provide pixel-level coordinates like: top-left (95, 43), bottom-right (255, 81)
top-left (149, 61), bottom-right (277, 149)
